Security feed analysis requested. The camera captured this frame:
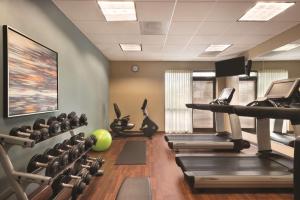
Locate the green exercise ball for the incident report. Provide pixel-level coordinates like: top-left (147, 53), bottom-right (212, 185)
top-left (91, 129), bottom-right (112, 152)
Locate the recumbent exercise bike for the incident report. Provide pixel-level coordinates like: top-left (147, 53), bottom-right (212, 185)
top-left (110, 99), bottom-right (158, 138)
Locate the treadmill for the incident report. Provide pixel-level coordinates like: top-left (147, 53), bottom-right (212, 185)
top-left (247, 78), bottom-right (300, 147)
top-left (166, 88), bottom-right (250, 152)
top-left (175, 79), bottom-right (299, 190)
top-left (272, 119), bottom-right (295, 146)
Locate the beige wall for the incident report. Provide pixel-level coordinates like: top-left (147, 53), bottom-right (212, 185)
top-left (109, 61), bottom-right (214, 131)
top-left (109, 60), bottom-right (300, 131)
top-left (252, 60), bottom-right (300, 78)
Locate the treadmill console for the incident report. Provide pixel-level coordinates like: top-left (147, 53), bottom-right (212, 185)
top-left (248, 78), bottom-right (300, 108)
top-left (210, 88), bottom-right (235, 105)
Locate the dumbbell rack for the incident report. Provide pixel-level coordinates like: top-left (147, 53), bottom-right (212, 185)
top-left (0, 126), bottom-right (87, 200)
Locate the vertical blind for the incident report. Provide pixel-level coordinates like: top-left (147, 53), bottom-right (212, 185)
top-left (165, 70), bottom-right (193, 134)
top-left (258, 68), bottom-right (288, 97)
top-left (258, 67), bottom-right (289, 132)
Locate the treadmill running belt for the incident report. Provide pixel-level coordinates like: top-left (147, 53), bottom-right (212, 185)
top-left (176, 156), bottom-right (291, 172)
top-left (165, 134), bottom-right (230, 142)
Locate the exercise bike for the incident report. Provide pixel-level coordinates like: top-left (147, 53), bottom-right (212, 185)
top-left (110, 99), bottom-right (158, 138)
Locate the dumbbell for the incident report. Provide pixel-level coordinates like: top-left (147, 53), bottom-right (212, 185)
top-left (63, 139), bottom-right (86, 154)
top-left (52, 174), bottom-right (86, 198)
top-left (73, 158), bottom-right (103, 176)
top-left (63, 168), bottom-right (92, 185)
top-left (79, 114), bottom-right (88, 126)
top-left (10, 127), bottom-right (41, 142)
top-left (43, 148), bottom-right (69, 168)
top-left (56, 113), bottom-right (71, 132)
top-left (68, 112), bottom-right (80, 128)
top-left (27, 154), bottom-right (60, 177)
top-left (69, 133), bottom-right (97, 150)
top-left (20, 125), bottom-right (49, 141)
top-left (82, 154), bottom-right (105, 167)
top-left (53, 142), bottom-right (80, 162)
top-left (33, 118), bottom-right (60, 136)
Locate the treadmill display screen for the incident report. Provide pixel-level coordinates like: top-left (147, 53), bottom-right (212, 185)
top-left (219, 88), bottom-right (234, 100)
top-left (267, 81), bottom-right (295, 98)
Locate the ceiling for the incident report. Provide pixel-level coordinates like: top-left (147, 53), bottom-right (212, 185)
top-left (53, 0), bottom-right (300, 61)
top-left (255, 39), bottom-right (300, 61)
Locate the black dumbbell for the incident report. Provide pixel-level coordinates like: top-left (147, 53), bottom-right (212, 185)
top-left (33, 118), bottom-right (60, 136)
top-left (20, 125), bottom-right (49, 141)
top-left (63, 139), bottom-right (85, 154)
top-left (43, 148), bottom-right (69, 168)
top-left (27, 154), bottom-right (60, 177)
top-left (56, 113), bottom-right (71, 132)
top-left (73, 158), bottom-right (103, 176)
top-left (68, 112), bottom-right (80, 128)
top-left (79, 114), bottom-right (88, 126)
top-left (10, 127), bottom-right (41, 142)
top-left (70, 133), bottom-right (97, 150)
top-left (53, 143), bottom-right (80, 162)
top-left (82, 154), bottom-right (105, 167)
top-left (63, 168), bottom-right (92, 185)
top-left (52, 174), bottom-right (86, 198)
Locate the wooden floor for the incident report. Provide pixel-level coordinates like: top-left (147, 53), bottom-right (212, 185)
top-left (80, 133), bottom-right (293, 200)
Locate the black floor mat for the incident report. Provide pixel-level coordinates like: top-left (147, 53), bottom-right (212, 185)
top-left (115, 141), bottom-right (146, 165)
top-left (116, 177), bottom-right (152, 200)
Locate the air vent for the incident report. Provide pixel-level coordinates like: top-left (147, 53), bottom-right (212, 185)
top-left (140, 21), bottom-right (168, 35)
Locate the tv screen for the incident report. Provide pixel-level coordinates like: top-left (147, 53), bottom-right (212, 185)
top-left (215, 56), bottom-right (246, 77)
top-left (3, 26), bottom-right (58, 117)
top-left (266, 80), bottom-right (295, 98)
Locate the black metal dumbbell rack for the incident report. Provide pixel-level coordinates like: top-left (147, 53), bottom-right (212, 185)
top-left (0, 117), bottom-right (90, 200)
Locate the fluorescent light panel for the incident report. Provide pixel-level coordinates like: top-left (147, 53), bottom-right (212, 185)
top-left (120, 44), bottom-right (142, 51)
top-left (273, 44), bottom-right (300, 51)
top-left (205, 44), bottom-right (231, 52)
top-left (239, 2), bottom-right (295, 21)
top-left (97, 1), bottom-right (137, 22)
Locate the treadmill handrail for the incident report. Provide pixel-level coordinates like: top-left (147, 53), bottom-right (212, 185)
top-left (186, 104), bottom-right (235, 113)
top-left (186, 103), bottom-right (300, 124)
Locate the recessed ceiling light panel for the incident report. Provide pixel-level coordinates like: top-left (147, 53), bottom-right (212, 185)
top-left (205, 44), bottom-right (231, 52)
top-left (239, 2), bottom-right (295, 21)
top-left (120, 44), bottom-right (142, 51)
top-left (98, 1), bottom-right (137, 22)
top-left (272, 44), bottom-right (300, 51)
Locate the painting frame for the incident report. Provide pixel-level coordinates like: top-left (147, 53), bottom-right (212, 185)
top-left (3, 25), bottom-right (59, 118)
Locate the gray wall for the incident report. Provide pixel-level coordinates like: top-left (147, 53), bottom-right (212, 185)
top-left (0, 0), bottom-right (109, 197)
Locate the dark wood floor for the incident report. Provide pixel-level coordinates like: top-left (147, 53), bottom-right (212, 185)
top-left (80, 133), bottom-right (293, 200)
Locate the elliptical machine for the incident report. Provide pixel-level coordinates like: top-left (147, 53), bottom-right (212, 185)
top-left (110, 99), bottom-right (158, 138)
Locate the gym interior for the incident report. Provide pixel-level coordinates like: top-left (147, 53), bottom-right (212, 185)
top-left (0, 0), bottom-right (300, 200)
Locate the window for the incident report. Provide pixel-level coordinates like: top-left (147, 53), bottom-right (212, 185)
top-left (239, 73), bottom-right (257, 132)
top-left (165, 70), bottom-right (193, 134)
top-left (192, 72), bottom-right (216, 132)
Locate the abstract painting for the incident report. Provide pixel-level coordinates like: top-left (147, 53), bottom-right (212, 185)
top-left (3, 26), bottom-right (58, 117)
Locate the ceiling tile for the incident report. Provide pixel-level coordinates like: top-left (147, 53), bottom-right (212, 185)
top-left (223, 21), bottom-right (298, 35)
top-left (135, 2), bottom-right (175, 21)
top-left (53, 0), bottom-right (105, 21)
top-left (163, 45), bottom-right (185, 54)
top-left (76, 21), bottom-right (140, 34)
top-left (165, 35), bottom-right (192, 45)
top-left (197, 22), bottom-right (232, 35)
top-left (273, 3), bottom-right (300, 22)
top-left (54, 0), bottom-right (300, 61)
top-left (173, 2), bottom-right (215, 21)
top-left (88, 34), bottom-right (141, 44)
top-left (204, 1), bottom-right (253, 21)
top-left (142, 45), bottom-right (163, 52)
top-left (141, 35), bottom-right (166, 45)
top-left (169, 22), bottom-right (200, 35)
top-left (190, 35), bottom-right (220, 44)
